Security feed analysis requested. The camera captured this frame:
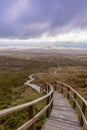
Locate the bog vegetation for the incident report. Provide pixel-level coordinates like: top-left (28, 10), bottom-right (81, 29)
top-left (0, 53), bottom-right (87, 130)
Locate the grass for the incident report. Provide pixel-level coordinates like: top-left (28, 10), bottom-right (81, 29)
top-left (0, 53), bottom-right (87, 129)
top-left (0, 55), bottom-right (56, 129)
top-left (34, 66), bottom-right (87, 100)
top-left (0, 71), bottom-right (45, 130)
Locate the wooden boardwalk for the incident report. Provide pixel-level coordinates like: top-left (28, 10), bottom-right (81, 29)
top-left (41, 91), bottom-right (82, 130)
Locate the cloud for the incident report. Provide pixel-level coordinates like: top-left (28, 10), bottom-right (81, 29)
top-left (16, 29), bottom-right (87, 43)
top-left (0, 30), bottom-right (87, 50)
top-left (1, 0), bottom-right (29, 23)
top-left (0, 29), bottom-right (87, 43)
top-left (0, 0), bottom-right (87, 42)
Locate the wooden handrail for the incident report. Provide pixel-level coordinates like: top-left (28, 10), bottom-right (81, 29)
top-left (0, 83), bottom-right (54, 130)
top-left (0, 81), bottom-right (86, 130)
top-left (55, 81), bottom-right (87, 129)
top-left (18, 98), bottom-right (53, 130)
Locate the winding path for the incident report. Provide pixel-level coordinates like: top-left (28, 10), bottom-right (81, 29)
top-left (24, 73), bottom-right (82, 130)
top-left (0, 69), bottom-right (86, 130)
top-left (24, 67), bottom-right (61, 92)
top-left (24, 74), bottom-right (40, 93)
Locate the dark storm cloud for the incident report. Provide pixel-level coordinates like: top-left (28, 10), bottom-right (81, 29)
top-left (0, 0), bottom-right (87, 39)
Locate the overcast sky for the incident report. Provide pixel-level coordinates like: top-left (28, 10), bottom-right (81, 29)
top-left (0, 0), bottom-right (87, 50)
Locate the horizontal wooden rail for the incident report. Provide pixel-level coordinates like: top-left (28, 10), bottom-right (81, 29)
top-left (18, 98), bottom-right (53, 130)
top-left (54, 81), bottom-right (87, 129)
top-left (0, 83), bottom-right (54, 130)
top-left (1, 81), bottom-right (86, 130)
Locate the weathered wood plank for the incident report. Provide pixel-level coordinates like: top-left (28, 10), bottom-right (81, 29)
top-left (41, 91), bottom-right (82, 130)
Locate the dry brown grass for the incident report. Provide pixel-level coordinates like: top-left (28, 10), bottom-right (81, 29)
top-left (0, 53), bottom-right (87, 129)
top-left (34, 66), bottom-right (87, 99)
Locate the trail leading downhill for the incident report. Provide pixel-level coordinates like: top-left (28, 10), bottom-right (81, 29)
top-left (24, 74), bottom-right (40, 93)
top-left (24, 71), bottom-right (83, 130)
top-left (24, 68), bottom-right (61, 93)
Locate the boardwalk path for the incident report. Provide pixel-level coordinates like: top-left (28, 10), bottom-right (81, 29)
top-left (24, 74), bottom-right (40, 93)
top-left (41, 91), bottom-right (82, 130)
top-left (24, 74), bottom-right (82, 130)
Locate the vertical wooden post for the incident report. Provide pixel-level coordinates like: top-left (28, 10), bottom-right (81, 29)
top-left (54, 82), bottom-right (57, 90)
top-left (50, 92), bottom-right (53, 111)
top-left (46, 84), bottom-right (48, 93)
top-left (61, 83), bottom-right (63, 93)
top-left (48, 85), bottom-right (50, 93)
top-left (46, 96), bottom-right (50, 117)
top-left (40, 86), bottom-right (42, 93)
top-left (67, 87), bottom-right (70, 99)
top-left (73, 93), bottom-right (76, 109)
top-left (45, 83), bottom-right (47, 93)
top-left (29, 105), bottom-right (36, 130)
top-left (80, 102), bottom-right (86, 126)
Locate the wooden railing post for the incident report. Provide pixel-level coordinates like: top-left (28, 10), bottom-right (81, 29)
top-left (45, 83), bottom-right (47, 93)
top-left (54, 82), bottom-right (57, 90)
top-left (80, 102), bottom-right (86, 126)
top-left (40, 86), bottom-right (42, 93)
top-left (46, 96), bottom-right (50, 117)
top-left (67, 87), bottom-right (70, 99)
top-left (43, 84), bottom-right (45, 92)
top-left (61, 83), bottom-right (63, 93)
top-left (29, 105), bottom-right (36, 130)
top-left (73, 93), bottom-right (76, 109)
top-left (50, 92), bottom-right (53, 111)
top-left (48, 85), bottom-right (50, 93)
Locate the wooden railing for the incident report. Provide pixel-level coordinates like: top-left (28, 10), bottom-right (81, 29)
top-left (0, 81), bottom-right (87, 130)
top-left (0, 83), bottom-right (53, 130)
top-left (54, 81), bottom-right (87, 129)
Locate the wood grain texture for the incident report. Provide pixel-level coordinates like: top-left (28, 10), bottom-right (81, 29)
top-left (41, 91), bottom-right (82, 130)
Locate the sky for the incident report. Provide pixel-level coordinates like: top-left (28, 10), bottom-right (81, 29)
top-left (0, 0), bottom-right (87, 50)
